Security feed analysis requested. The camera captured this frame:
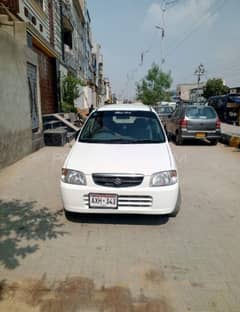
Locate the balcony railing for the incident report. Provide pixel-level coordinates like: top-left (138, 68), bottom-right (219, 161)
top-left (0, 0), bottom-right (19, 14)
top-left (62, 1), bottom-right (74, 30)
top-left (64, 45), bottom-right (77, 71)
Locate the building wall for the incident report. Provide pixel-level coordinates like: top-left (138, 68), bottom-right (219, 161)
top-left (177, 83), bottom-right (205, 101)
top-left (18, 0), bottom-right (62, 55)
top-left (0, 23), bottom-right (33, 169)
top-left (19, 0), bottom-right (50, 43)
top-left (72, 0), bottom-right (85, 79)
top-left (53, 1), bottom-right (62, 55)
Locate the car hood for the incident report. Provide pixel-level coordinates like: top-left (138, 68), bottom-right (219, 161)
top-left (65, 142), bottom-right (174, 176)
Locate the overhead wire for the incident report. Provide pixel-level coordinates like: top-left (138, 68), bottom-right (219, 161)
top-left (165, 0), bottom-right (227, 61)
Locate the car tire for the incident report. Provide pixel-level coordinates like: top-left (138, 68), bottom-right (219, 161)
top-left (169, 189), bottom-right (181, 217)
top-left (209, 139), bottom-right (218, 145)
top-left (176, 132), bottom-right (183, 145)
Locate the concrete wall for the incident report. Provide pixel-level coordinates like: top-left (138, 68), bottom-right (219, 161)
top-left (19, 0), bottom-right (50, 43)
top-left (0, 21), bottom-right (33, 169)
top-left (177, 83), bottom-right (205, 101)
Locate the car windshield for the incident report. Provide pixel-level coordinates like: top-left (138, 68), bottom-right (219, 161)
top-left (79, 110), bottom-right (165, 144)
top-left (157, 106), bottom-right (173, 114)
top-left (186, 107), bottom-right (217, 119)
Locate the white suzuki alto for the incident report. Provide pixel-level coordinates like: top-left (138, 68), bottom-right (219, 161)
top-left (61, 104), bottom-right (181, 217)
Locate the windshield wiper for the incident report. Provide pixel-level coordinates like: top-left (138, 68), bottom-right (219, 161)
top-left (79, 139), bottom-right (135, 144)
top-left (110, 139), bottom-right (163, 144)
top-left (106, 139), bottom-right (136, 143)
top-left (132, 139), bottom-right (163, 143)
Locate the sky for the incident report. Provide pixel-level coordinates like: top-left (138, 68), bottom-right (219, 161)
top-left (87, 0), bottom-right (240, 100)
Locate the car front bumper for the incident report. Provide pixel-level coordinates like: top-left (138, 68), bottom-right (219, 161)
top-left (60, 181), bottom-right (180, 215)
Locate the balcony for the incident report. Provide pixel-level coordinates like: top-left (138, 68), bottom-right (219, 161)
top-left (64, 44), bottom-right (77, 72)
top-left (0, 0), bottom-right (19, 14)
top-left (62, 0), bottom-right (74, 31)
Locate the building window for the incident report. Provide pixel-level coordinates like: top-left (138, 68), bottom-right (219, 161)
top-left (24, 7), bottom-right (29, 17)
top-left (63, 30), bottom-right (72, 49)
top-left (39, 24), bottom-right (43, 32)
top-left (32, 16), bottom-right (37, 25)
top-left (27, 32), bottom-right (33, 48)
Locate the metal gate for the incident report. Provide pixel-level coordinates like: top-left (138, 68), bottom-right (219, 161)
top-left (27, 62), bottom-right (39, 132)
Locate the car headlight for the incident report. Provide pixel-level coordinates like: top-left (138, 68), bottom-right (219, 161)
top-left (150, 170), bottom-right (177, 187)
top-left (61, 169), bottom-right (86, 185)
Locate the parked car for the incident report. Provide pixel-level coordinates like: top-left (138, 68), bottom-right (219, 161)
top-left (154, 105), bottom-right (174, 129)
top-left (61, 104), bottom-right (181, 218)
top-left (158, 101), bottom-right (177, 110)
top-left (166, 105), bottom-right (221, 145)
top-left (208, 94), bottom-right (240, 125)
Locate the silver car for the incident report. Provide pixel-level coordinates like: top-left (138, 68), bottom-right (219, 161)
top-left (155, 105), bottom-right (174, 130)
top-left (166, 105), bottom-right (221, 145)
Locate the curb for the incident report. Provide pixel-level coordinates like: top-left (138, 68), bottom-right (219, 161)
top-left (221, 133), bottom-right (240, 148)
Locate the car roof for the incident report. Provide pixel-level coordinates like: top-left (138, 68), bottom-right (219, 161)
top-left (97, 103), bottom-right (151, 112)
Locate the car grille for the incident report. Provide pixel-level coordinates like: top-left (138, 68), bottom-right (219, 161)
top-left (92, 174), bottom-right (144, 188)
top-left (84, 195), bottom-right (153, 208)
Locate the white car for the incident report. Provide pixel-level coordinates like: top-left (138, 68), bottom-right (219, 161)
top-left (60, 104), bottom-right (181, 217)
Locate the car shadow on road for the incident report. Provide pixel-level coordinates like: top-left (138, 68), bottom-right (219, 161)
top-left (0, 200), bottom-right (67, 270)
top-left (171, 139), bottom-right (212, 146)
top-left (65, 212), bottom-right (169, 226)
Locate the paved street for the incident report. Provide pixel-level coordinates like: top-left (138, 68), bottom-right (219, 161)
top-left (0, 143), bottom-right (240, 312)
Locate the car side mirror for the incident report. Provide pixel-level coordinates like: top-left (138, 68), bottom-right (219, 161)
top-left (75, 130), bottom-right (80, 140)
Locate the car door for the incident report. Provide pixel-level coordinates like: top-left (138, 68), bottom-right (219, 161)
top-left (169, 105), bottom-right (181, 135)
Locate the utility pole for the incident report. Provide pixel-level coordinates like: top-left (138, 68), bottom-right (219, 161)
top-left (194, 64), bottom-right (205, 85)
top-left (155, 0), bottom-right (178, 67)
top-left (155, 25), bottom-right (165, 66)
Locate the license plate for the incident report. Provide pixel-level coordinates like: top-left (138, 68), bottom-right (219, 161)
top-left (195, 132), bottom-right (206, 138)
top-left (89, 193), bottom-right (118, 209)
top-left (227, 103), bottom-right (238, 108)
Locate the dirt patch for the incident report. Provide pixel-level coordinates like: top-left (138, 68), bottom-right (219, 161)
top-left (134, 299), bottom-right (171, 312)
top-left (0, 280), bottom-right (7, 300)
top-left (0, 276), bottom-right (173, 312)
top-left (145, 270), bottom-right (165, 284)
top-left (190, 282), bottom-right (204, 288)
top-left (164, 265), bottom-right (189, 274)
top-left (101, 286), bottom-right (133, 312)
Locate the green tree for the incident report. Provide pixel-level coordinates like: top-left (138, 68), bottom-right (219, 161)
top-left (203, 78), bottom-right (229, 99)
top-left (61, 74), bottom-right (84, 112)
top-left (136, 63), bottom-right (172, 105)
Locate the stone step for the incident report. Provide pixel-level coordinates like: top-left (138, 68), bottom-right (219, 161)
top-left (43, 120), bottom-right (63, 130)
top-left (44, 128), bottom-right (68, 146)
top-left (0, 14), bottom-right (10, 24)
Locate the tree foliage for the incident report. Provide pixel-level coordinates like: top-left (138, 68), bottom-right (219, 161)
top-left (61, 74), bottom-right (84, 112)
top-left (136, 63), bottom-right (172, 105)
top-left (203, 78), bottom-right (229, 99)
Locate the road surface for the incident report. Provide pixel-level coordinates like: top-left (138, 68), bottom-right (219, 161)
top-left (0, 142), bottom-right (240, 312)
